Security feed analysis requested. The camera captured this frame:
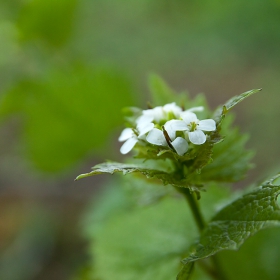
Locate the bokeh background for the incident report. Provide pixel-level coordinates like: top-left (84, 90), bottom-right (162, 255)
top-left (0, 0), bottom-right (280, 279)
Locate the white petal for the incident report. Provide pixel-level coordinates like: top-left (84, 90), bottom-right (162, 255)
top-left (188, 130), bottom-right (206, 145)
top-left (118, 128), bottom-right (134, 142)
top-left (120, 137), bottom-right (138, 154)
top-left (163, 102), bottom-right (182, 117)
top-left (170, 120), bottom-right (189, 131)
top-left (171, 137), bottom-right (188, 156)
top-left (136, 115), bottom-right (153, 126)
top-left (146, 128), bottom-right (167, 146)
top-left (142, 108), bottom-right (155, 117)
top-left (162, 102), bottom-right (176, 110)
top-left (186, 106), bottom-right (204, 112)
top-left (180, 111), bottom-right (198, 124)
top-left (151, 107), bottom-right (165, 122)
top-left (138, 122), bottom-right (154, 136)
top-left (164, 120), bottom-right (179, 140)
top-left (198, 119), bottom-right (216, 131)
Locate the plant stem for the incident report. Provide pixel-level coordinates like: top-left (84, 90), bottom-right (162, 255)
top-left (176, 187), bottom-right (205, 232)
top-left (176, 187), bottom-right (227, 280)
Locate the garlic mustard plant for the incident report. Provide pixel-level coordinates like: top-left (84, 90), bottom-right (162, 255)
top-left (76, 76), bottom-right (277, 280)
top-left (171, 111), bottom-right (216, 145)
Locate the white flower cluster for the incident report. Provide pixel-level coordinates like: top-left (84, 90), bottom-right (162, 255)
top-left (119, 103), bottom-right (216, 156)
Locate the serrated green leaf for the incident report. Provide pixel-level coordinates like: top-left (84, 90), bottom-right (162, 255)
top-left (195, 115), bottom-right (254, 183)
top-left (76, 161), bottom-right (207, 192)
top-left (191, 90), bottom-right (259, 184)
top-left (75, 161), bottom-right (172, 179)
top-left (182, 174), bottom-right (280, 265)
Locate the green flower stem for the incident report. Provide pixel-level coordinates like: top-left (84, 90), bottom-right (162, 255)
top-left (176, 187), bottom-right (205, 232)
top-left (176, 187), bottom-right (227, 280)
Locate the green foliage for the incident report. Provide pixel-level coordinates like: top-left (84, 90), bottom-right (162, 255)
top-left (149, 73), bottom-right (178, 105)
top-left (149, 74), bottom-right (209, 114)
top-left (221, 88), bottom-right (261, 113)
top-left (218, 227), bottom-right (280, 280)
top-left (0, 66), bottom-right (134, 172)
top-left (17, 0), bottom-right (77, 46)
top-left (84, 172), bottom-right (280, 280)
top-left (181, 174), bottom-right (280, 267)
top-left (76, 161), bottom-right (201, 192)
top-left (195, 115), bottom-right (254, 183)
top-left (76, 161), bottom-right (173, 179)
top-left (84, 179), bottom-right (229, 280)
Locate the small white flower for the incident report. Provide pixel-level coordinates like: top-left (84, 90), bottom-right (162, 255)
top-left (146, 120), bottom-right (189, 156)
top-left (171, 112), bottom-right (216, 145)
top-left (118, 128), bottom-right (138, 154)
top-left (162, 102), bottom-right (182, 118)
top-left (142, 102), bottom-right (182, 122)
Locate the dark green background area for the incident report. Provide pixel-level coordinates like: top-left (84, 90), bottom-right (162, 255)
top-left (0, 0), bottom-right (280, 279)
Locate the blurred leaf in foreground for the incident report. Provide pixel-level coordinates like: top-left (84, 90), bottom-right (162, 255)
top-left (83, 178), bottom-right (230, 280)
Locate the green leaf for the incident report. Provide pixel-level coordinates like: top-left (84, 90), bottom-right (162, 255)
top-left (75, 161), bottom-right (172, 179)
top-left (86, 183), bottom-right (197, 280)
top-left (148, 74), bottom-right (211, 117)
top-left (148, 73), bottom-right (179, 105)
top-left (213, 88), bottom-right (262, 125)
top-left (76, 161), bottom-right (207, 192)
top-left (192, 89), bottom-right (260, 183)
top-left (223, 88), bottom-right (262, 112)
top-left (182, 174), bottom-right (280, 265)
top-left (195, 115), bottom-right (254, 183)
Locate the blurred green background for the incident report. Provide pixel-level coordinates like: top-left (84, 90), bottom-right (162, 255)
top-left (0, 0), bottom-right (280, 279)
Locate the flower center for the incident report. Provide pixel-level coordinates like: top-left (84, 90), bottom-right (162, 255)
top-left (188, 121), bottom-right (197, 132)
